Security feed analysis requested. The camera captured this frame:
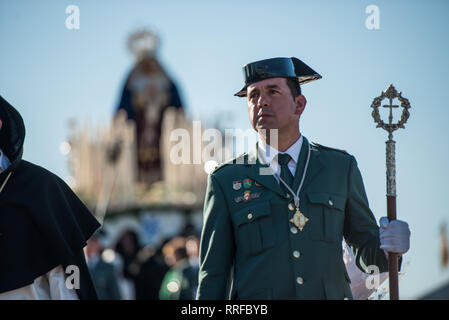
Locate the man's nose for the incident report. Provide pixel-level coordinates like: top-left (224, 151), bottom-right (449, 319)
top-left (257, 93), bottom-right (269, 108)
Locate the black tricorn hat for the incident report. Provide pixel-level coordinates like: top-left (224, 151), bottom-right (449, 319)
top-left (234, 57), bottom-right (321, 97)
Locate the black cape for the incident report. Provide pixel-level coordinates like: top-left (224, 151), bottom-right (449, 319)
top-left (0, 95), bottom-right (100, 299)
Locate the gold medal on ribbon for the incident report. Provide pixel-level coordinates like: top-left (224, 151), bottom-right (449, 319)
top-left (289, 207), bottom-right (309, 231)
top-left (274, 140), bottom-right (313, 232)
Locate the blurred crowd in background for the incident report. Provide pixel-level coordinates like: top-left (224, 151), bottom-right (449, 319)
top-left (84, 225), bottom-right (200, 300)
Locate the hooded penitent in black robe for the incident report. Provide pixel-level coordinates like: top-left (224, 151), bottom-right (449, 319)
top-left (0, 95), bottom-right (101, 299)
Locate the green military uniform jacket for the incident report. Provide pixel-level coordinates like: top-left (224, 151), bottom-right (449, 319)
top-left (196, 137), bottom-right (389, 300)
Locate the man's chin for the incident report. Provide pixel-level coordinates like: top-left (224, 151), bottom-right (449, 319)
top-left (256, 125), bottom-right (279, 135)
top-left (256, 120), bottom-right (271, 129)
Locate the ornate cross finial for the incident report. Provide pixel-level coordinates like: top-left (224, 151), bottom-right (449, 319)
top-left (370, 84), bottom-right (412, 301)
top-left (370, 84), bottom-right (411, 140)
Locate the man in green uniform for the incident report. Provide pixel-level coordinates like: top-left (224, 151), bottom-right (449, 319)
top-left (196, 57), bottom-right (410, 300)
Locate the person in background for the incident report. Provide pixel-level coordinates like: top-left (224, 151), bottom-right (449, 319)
top-left (134, 242), bottom-right (170, 300)
top-left (159, 237), bottom-right (198, 300)
top-left (185, 235), bottom-right (200, 296)
top-left (114, 229), bottom-right (143, 299)
top-left (85, 230), bottom-right (122, 300)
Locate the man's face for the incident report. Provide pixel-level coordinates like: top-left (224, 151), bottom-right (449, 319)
top-left (246, 77), bottom-right (306, 135)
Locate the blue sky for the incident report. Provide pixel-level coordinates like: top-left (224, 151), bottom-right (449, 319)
top-left (1, 0), bottom-right (449, 299)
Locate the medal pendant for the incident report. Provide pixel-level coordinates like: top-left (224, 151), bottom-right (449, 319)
top-left (289, 207), bottom-right (309, 231)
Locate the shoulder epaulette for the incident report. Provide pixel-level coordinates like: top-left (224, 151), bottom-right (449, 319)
top-left (211, 153), bottom-right (247, 173)
top-left (311, 142), bottom-right (348, 155)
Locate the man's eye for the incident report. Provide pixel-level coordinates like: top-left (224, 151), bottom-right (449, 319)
top-left (270, 90), bottom-right (278, 94)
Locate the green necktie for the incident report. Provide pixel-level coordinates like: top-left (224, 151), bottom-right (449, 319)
top-left (277, 153), bottom-right (293, 192)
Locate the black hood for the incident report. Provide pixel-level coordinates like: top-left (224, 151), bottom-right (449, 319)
top-left (0, 95), bottom-right (25, 163)
top-left (0, 95), bottom-right (101, 299)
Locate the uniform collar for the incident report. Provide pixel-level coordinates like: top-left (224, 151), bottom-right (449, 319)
top-left (258, 134), bottom-right (303, 166)
top-left (245, 136), bottom-right (324, 199)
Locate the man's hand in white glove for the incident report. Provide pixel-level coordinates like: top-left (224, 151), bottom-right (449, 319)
top-left (379, 217), bottom-right (411, 255)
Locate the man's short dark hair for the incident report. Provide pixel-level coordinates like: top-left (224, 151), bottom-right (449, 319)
top-left (286, 77), bottom-right (302, 100)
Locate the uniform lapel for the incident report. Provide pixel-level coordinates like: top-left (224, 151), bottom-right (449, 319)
top-left (300, 138), bottom-right (324, 190)
top-left (289, 137), bottom-right (325, 196)
top-left (291, 136), bottom-right (310, 193)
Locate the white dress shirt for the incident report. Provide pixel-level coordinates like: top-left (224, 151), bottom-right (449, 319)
top-left (0, 148), bottom-right (79, 300)
top-left (0, 266), bottom-right (79, 300)
top-left (257, 135), bottom-right (303, 181)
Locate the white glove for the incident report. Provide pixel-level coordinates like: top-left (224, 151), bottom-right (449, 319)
top-left (379, 217), bottom-right (410, 254)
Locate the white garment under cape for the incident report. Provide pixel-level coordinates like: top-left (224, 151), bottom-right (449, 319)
top-left (0, 265), bottom-right (79, 300)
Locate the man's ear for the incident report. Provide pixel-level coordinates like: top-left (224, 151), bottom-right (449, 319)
top-left (295, 95), bottom-right (307, 116)
top-left (0, 119), bottom-right (2, 130)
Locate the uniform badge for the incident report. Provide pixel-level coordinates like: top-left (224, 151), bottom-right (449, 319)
top-left (234, 191), bottom-right (261, 203)
top-left (289, 208), bottom-right (309, 231)
top-left (233, 181), bottom-right (242, 190)
top-left (251, 192), bottom-right (261, 199)
top-left (243, 178), bottom-right (253, 188)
